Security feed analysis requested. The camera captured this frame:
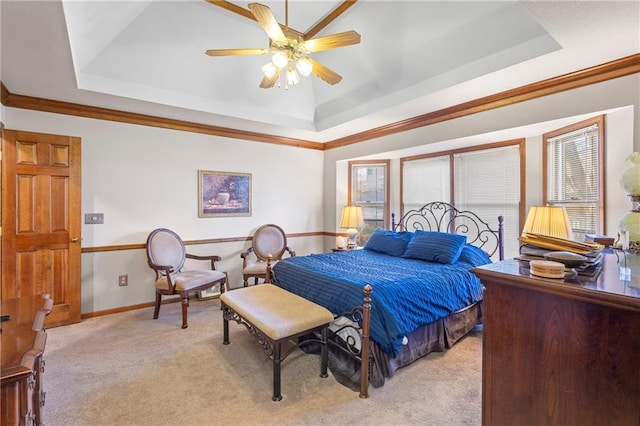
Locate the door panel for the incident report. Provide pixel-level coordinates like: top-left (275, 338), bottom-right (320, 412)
top-left (1, 129), bottom-right (81, 367)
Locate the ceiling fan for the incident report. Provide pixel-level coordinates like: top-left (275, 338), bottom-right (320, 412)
top-left (205, 0), bottom-right (361, 89)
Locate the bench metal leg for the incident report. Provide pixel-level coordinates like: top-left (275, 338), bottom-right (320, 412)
top-left (222, 305), bottom-right (230, 345)
top-left (320, 327), bottom-right (328, 378)
top-left (272, 342), bottom-right (282, 401)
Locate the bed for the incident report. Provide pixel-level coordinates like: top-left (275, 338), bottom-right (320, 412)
top-left (269, 201), bottom-right (504, 397)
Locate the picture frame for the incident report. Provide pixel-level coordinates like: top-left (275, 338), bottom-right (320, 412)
top-left (198, 170), bottom-right (251, 218)
top-left (197, 282), bottom-right (222, 300)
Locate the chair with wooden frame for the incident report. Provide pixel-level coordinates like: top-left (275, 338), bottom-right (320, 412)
top-left (240, 224), bottom-right (295, 287)
top-left (146, 228), bottom-right (227, 328)
top-left (1, 294), bottom-right (52, 426)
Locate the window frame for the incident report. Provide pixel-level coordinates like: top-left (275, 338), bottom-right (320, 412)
top-left (400, 139), bottom-right (526, 225)
top-left (399, 139), bottom-right (526, 259)
top-left (348, 160), bottom-right (390, 242)
top-left (542, 115), bottom-right (605, 240)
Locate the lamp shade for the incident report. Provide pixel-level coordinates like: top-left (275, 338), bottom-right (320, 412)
top-left (340, 206), bottom-right (364, 229)
top-left (522, 206), bottom-right (573, 240)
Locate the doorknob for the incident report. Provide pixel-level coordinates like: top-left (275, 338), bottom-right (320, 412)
top-left (70, 237), bottom-right (80, 243)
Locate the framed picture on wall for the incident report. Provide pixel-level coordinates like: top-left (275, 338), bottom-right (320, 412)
top-left (198, 170), bottom-right (252, 218)
top-left (197, 281), bottom-right (223, 300)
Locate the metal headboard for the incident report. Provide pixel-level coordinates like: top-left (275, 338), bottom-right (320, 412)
top-left (392, 201), bottom-right (504, 260)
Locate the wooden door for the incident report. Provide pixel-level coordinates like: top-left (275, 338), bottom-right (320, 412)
top-left (1, 129), bottom-right (81, 367)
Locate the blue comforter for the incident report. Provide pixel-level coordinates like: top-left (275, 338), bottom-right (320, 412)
top-left (271, 249), bottom-right (486, 357)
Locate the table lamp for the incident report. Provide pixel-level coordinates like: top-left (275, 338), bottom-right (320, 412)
top-left (340, 206), bottom-right (364, 249)
top-left (521, 206), bottom-right (573, 240)
top-left (521, 206), bottom-right (575, 278)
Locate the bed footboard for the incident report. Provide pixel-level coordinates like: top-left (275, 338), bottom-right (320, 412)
top-left (326, 284), bottom-right (372, 398)
top-left (266, 259), bottom-right (373, 397)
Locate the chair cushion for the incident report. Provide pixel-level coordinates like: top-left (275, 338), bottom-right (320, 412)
top-left (252, 225), bottom-right (287, 260)
top-left (220, 285), bottom-right (333, 341)
top-left (147, 229), bottom-right (187, 272)
top-left (243, 260), bottom-right (278, 275)
top-left (156, 270), bottom-right (226, 291)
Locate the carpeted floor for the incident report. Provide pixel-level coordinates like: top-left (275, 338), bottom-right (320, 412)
top-left (43, 298), bottom-right (482, 425)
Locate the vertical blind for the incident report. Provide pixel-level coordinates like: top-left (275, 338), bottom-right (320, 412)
top-left (546, 123), bottom-right (600, 241)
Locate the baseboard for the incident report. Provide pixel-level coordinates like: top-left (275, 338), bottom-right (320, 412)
top-left (80, 296), bottom-right (199, 320)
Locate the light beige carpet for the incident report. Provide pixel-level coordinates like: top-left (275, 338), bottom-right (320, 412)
top-left (43, 298), bottom-right (481, 425)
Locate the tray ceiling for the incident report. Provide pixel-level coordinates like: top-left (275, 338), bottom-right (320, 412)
top-left (1, 1), bottom-right (639, 142)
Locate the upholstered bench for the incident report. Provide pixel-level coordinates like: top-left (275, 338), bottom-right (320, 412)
top-left (220, 284), bottom-right (334, 401)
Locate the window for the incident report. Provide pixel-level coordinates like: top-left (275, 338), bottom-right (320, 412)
top-left (349, 160), bottom-right (389, 244)
top-left (401, 141), bottom-right (524, 259)
top-left (543, 116), bottom-right (604, 242)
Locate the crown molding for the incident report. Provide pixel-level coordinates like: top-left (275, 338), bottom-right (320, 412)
top-left (323, 53), bottom-right (640, 150)
top-left (0, 85), bottom-right (324, 151)
top-left (1, 53), bottom-right (639, 152)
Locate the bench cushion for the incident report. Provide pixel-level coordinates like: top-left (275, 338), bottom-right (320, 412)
top-left (220, 285), bottom-right (334, 341)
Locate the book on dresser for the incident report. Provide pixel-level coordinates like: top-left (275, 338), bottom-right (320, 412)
top-left (517, 244), bottom-right (604, 276)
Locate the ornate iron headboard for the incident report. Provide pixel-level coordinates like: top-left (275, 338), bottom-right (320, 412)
top-left (392, 201), bottom-right (504, 260)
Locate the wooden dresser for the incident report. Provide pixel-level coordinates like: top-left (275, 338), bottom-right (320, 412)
top-left (473, 253), bottom-right (640, 426)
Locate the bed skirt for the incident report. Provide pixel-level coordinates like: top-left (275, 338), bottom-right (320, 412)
top-left (373, 301), bottom-right (483, 382)
top-left (313, 301), bottom-right (482, 391)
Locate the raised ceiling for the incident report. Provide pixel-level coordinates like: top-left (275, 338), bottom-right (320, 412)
top-left (1, 1), bottom-right (639, 142)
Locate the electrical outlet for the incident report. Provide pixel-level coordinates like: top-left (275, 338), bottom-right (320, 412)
top-left (118, 275), bottom-right (128, 286)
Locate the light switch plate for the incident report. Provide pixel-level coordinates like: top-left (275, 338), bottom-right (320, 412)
top-left (85, 213), bottom-right (104, 224)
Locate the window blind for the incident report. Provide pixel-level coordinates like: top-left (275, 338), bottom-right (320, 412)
top-left (546, 123), bottom-right (600, 240)
top-left (454, 146), bottom-right (521, 258)
top-left (402, 155), bottom-right (450, 212)
top-left (350, 162), bottom-right (388, 243)
top-left (401, 144), bottom-right (522, 259)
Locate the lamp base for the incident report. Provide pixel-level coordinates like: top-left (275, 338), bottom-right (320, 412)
top-left (346, 228), bottom-right (358, 249)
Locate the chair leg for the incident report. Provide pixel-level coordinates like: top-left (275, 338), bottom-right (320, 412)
top-left (181, 294), bottom-right (189, 329)
top-left (153, 293), bottom-right (161, 320)
top-left (243, 275), bottom-right (248, 287)
top-left (221, 275), bottom-right (227, 294)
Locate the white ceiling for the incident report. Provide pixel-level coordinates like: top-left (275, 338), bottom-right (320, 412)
top-left (1, 1), bottom-right (639, 143)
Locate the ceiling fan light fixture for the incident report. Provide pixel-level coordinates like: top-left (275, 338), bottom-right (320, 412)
top-left (296, 57), bottom-right (313, 77)
top-left (286, 66), bottom-right (300, 86)
top-left (205, 1), bottom-right (360, 89)
top-left (261, 62), bottom-right (278, 79)
top-left (272, 51), bottom-right (288, 69)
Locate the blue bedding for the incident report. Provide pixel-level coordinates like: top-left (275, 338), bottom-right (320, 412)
top-left (271, 248), bottom-right (488, 357)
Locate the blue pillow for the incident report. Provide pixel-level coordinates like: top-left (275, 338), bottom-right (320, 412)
top-left (364, 228), bottom-right (413, 257)
top-left (402, 230), bottom-right (467, 264)
top-left (458, 244), bottom-right (492, 267)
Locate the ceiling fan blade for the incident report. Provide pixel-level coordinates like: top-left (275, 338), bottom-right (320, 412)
top-left (205, 48), bottom-right (269, 56)
top-left (307, 58), bottom-right (342, 85)
top-left (248, 3), bottom-right (287, 44)
top-left (259, 68), bottom-right (282, 89)
top-left (302, 30), bottom-right (361, 53)
top-left (304, 0), bottom-right (359, 40)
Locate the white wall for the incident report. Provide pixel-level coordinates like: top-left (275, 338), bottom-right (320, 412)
top-left (3, 73), bottom-right (639, 314)
top-left (325, 74), bottom-right (640, 258)
top-left (4, 108), bottom-right (324, 314)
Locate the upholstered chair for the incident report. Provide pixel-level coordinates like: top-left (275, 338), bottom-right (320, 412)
top-left (146, 228), bottom-right (227, 328)
top-left (241, 224), bottom-right (295, 287)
